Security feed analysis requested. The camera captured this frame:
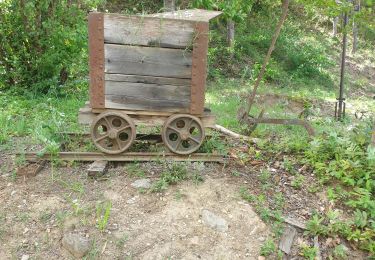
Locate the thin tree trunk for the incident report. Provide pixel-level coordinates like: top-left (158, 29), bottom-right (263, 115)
top-left (227, 20), bottom-right (235, 48)
top-left (238, 0), bottom-right (290, 120)
top-left (163, 0), bottom-right (175, 12)
top-left (332, 16), bottom-right (338, 37)
top-left (352, 1), bottom-right (360, 54)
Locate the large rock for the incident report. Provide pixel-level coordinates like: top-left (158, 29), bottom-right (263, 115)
top-left (62, 233), bottom-right (90, 258)
top-left (201, 209), bottom-right (228, 232)
top-left (131, 179), bottom-right (151, 189)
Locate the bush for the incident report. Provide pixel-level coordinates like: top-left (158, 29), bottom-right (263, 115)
top-left (0, 0), bottom-right (95, 93)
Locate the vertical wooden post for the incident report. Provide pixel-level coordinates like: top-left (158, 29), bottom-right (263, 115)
top-left (190, 22), bottom-right (209, 115)
top-left (88, 12), bottom-right (105, 109)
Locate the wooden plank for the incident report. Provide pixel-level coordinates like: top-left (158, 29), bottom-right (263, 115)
top-left (88, 12), bottom-right (105, 109)
top-left (105, 44), bottom-right (192, 78)
top-left (279, 226), bottom-right (297, 254)
top-left (87, 160), bottom-right (108, 178)
top-left (105, 74), bottom-right (191, 86)
top-left (149, 9), bottom-right (222, 22)
top-left (78, 107), bottom-right (216, 127)
top-left (105, 81), bottom-right (190, 102)
top-left (190, 22), bottom-right (209, 114)
top-left (105, 95), bottom-right (190, 112)
top-left (23, 152), bottom-right (225, 163)
top-left (104, 14), bottom-right (195, 49)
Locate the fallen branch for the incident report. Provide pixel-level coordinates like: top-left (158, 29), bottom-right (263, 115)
top-left (213, 124), bottom-right (258, 143)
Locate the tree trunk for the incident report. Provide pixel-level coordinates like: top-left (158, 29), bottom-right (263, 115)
top-left (332, 17), bottom-right (338, 37)
top-left (238, 0), bottom-right (290, 120)
top-left (352, 1), bottom-right (360, 54)
top-left (227, 20), bottom-right (235, 48)
top-left (163, 0), bottom-right (175, 12)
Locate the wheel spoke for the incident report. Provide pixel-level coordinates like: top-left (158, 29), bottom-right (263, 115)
top-left (115, 138), bottom-right (122, 150)
top-left (167, 125), bottom-right (181, 134)
top-left (172, 138), bottom-right (182, 151)
top-left (118, 125), bottom-right (130, 133)
top-left (103, 117), bottom-right (112, 130)
top-left (94, 134), bottom-right (109, 143)
top-left (188, 136), bottom-right (201, 144)
top-left (184, 118), bottom-right (193, 130)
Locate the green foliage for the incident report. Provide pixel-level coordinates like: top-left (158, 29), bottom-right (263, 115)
top-left (96, 200), bottom-right (112, 232)
top-left (151, 163), bottom-right (188, 192)
top-left (0, 0), bottom-right (99, 93)
top-left (260, 238), bottom-right (276, 256)
top-left (300, 244), bottom-right (317, 260)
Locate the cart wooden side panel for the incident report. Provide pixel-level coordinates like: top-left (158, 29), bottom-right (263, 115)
top-left (89, 13), bottom-right (105, 109)
top-left (88, 11), bottom-right (221, 114)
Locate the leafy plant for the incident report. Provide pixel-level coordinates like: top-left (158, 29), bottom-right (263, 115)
top-left (260, 238), bottom-right (276, 256)
top-left (96, 200), bottom-right (112, 232)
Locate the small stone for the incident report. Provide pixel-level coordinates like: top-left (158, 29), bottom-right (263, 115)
top-left (21, 255), bottom-right (30, 260)
top-left (190, 236), bottom-right (199, 245)
top-left (11, 190), bottom-right (17, 196)
top-left (131, 179), bottom-right (151, 189)
top-left (62, 233), bottom-right (90, 258)
top-left (258, 256), bottom-right (266, 260)
top-left (126, 196), bottom-right (139, 204)
top-left (201, 209), bottom-right (228, 232)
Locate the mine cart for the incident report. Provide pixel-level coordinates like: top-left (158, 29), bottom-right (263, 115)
top-left (79, 9), bottom-right (222, 155)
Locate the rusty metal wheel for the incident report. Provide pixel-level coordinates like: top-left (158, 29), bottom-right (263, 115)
top-left (91, 112), bottom-right (136, 154)
top-left (162, 114), bottom-right (205, 155)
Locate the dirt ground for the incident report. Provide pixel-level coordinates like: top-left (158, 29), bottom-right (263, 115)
top-left (0, 155), bottom-right (272, 260)
top-left (0, 144), bottom-right (369, 260)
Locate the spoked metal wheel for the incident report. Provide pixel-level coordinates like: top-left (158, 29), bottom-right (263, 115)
top-left (91, 112), bottom-right (136, 154)
top-left (162, 114), bottom-right (205, 155)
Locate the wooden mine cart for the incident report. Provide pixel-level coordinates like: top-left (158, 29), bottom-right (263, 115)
top-left (79, 9), bottom-right (222, 155)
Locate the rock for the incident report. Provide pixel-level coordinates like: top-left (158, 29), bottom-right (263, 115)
top-left (258, 256), bottom-right (266, 260)
top-left (131, 179), bottom-right (151, 189)
top-left (126, 196), bottom-right (139, 204)
top-left (21, 255), bottom-right (30, 260)
top-left (201, 209), bottom-right (228, 232)
top-left (62, 233), bottom-right (90, 258)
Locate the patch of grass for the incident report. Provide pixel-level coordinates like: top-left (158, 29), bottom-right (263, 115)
top-left (291, 174), bottom-right (305, 189)
top-left (299, 244), bottom-right (317, 260)
top-left (260, 238), bottom-right (276, 257)
top-left (116, 234), bottom-right (129, 249)
top-left (96, 200), bottom-right (112, 232)
top-left (150, 163), bottom-right (188, 192)
top-left (125, 163), bottom-right (145, 178)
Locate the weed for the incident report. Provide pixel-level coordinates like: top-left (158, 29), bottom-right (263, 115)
top-left (260, 238), bottom-right (276, 256)
top-left (96, 200), bottom-right (112, 232)
top-left (291, 174), bottom-right (305, 189)
top-left (116, 234), bottom-right (129, 249)
top-left (192, 172), bottom-right (204, 185)
top-left (300, 245), bottom-right (317, 260)
top-left (174, 190), bottom-right (183, 201)
top-left (305, 214), bottom-right (328, 236)
top-left (239, 187), bottom-right (255, 203)
top-left (151, 163), bottom-right (188, 192)
top-left (125, 163), bottom-right (145, 178)
top-left (39, 211), bottom-right (53, 223)
top-left (332, 244), bottom-right (348, 259)
top-left (259, 169), bottom-right (271, 184)
top-left (84, 239), bottom-right (99, 260)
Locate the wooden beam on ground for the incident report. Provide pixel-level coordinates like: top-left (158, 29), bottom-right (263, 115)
top-left (87, 160), bottom-right (108, 178)
top-left (279, 226), bottom-right (297, 255)
top-left (22, 152), bottom-right (225, 163)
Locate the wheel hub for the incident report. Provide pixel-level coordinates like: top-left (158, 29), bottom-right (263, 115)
top-left (180, 131), bottom-right (189, 140)
top-left (108, 129), bottom-right (117, 139)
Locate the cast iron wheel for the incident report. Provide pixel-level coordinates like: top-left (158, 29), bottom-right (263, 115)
top-left (91, 112), bottom-right (136, 154)
top-left (162, 114), bottom-right (205, 155)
